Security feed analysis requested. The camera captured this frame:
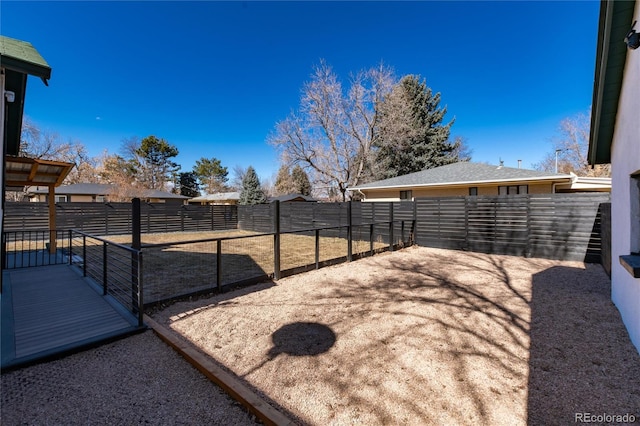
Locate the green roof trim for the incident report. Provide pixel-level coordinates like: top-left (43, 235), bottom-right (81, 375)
top-left (588, 0), bottom-right (636, 165)
top-left (0, 35), bottom-right (51, 83)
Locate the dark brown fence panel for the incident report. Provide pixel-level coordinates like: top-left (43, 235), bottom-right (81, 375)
top-left (4, 202), bottom-right (238, 235)
top-left (238, 204), bottom-right (274, 233)
top-left (415, 197), bottom-right (467, 250)
top-left (527, 194), bottom-right (606, 262)
top-left (415, 193), bottom-right (610, 262)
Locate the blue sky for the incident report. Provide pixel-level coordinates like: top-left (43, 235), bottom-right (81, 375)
top-left (2, 1), bottom-right (599, 182)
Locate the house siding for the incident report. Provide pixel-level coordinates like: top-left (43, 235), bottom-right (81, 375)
top-left (361, 182), bottom-right (555, 201)
top-left (610, 0), bottom-right (640, 352)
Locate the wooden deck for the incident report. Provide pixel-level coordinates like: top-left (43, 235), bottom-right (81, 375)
top-left (1, 264), bottom-right (145, 370)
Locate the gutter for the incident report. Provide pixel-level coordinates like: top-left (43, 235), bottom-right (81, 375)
top-left (350, 174), bottom-right (573, 192)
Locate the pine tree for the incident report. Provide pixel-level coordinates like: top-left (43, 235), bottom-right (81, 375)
top-left (291, 165), bottom-right (311, 196)
top-left (178, 172), bottom-right (200, 197)
top-left (239, 166), bottom-right (267, 205)
top-left (372, 75), bottom-right (458, 180)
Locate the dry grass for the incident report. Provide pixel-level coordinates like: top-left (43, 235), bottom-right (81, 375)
top-left (152, 247), bottom-right (640, 425)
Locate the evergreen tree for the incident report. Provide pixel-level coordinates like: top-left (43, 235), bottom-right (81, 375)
top-left (178, 172), bottom-right (200, 197)
top-left (193, 157), bottom-right (228, 194)
top-left (239, 166), bottom-right (267, 205)
top-left (372, 75), bottom-right (458, 180)
top-left (135, 136), bottom-right (181, 190)
top-left (291, 165), bottom-right (312, 196)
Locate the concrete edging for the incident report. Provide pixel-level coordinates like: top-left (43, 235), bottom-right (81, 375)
top-left (144, 315), bottom-right (295, 426)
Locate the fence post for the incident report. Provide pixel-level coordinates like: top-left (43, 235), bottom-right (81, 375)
top-left (131, 198), bottom-right (141, 315)
top-left (102, 242), bottom-right (108, 295)
top-left (389, 202), bottom-right (394, 252)
top-left (412, 200), bottom-right (417, 246)
top-left (273, 200), bottom-right (281, 280)
top-left (68, 230), bottom-right (73, 265)
top-left (347, 201), bottom-right (353, 262)
top-left (137, 251), bottom-right (144, 327)
top-left (464, 197), bottom-right (470, 250)
top-left (216, 239), bottom-right (222, 291)
top-left (315, 229), bottom-right (320, 269)
top-left (82, 235), bottom-right (87, 277)
top-left (370, 223), bottom-right (374, 255)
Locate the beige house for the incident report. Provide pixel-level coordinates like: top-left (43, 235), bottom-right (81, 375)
top-left (349, 162), bottom-right (611, 202)
top-left (27, 183), bottom-right (189, 204)
top-left (188, 191), bottom-right (240, 205)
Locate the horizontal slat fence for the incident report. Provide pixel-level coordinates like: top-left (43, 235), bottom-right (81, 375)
top-left (4, 202), bottom-right (237, 235)
top-left (415, 193), bottom-right (610, 262)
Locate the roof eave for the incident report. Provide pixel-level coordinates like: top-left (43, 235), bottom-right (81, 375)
top-left (350, 175), bottom-right (573, 192)
top-left (588, 0), bottom-right (636, 165)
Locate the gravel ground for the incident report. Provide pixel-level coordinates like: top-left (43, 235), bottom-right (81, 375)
top-left (3, 246), bottom-right (639, 426)
top-left (1, 331), bottom-right (258, 425)
top-left (152, 246), bottom-right (640, 425)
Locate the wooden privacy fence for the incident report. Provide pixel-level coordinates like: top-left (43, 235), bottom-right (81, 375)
top-left (3, 202), bottom-right (237, 235)
top-left (239, 201), bottom-right (415, 238)
top-left (414, 193), bottom-right (610, 262)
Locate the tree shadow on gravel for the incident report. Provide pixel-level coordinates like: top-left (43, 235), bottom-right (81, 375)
top-left (313, 250), bottom-right (539, 424)
top-left (528, 265), bottom-right (640, 424)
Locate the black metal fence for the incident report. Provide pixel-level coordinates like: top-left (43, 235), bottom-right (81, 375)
top-left (2, 194), bottom-right (611, 306)
top-left (139, 200), bottom-right (414, 305)
top-left (2, 230), bottom-right (71, 269)
top-left (70, 230), bottom-right (144, 326)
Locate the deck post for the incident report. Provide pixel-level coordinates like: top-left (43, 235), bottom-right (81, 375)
top-left (48, 184), bottom-right (57, 254)
top-left (347, 201), bottom-right (353, 262)
top-left (273, 200), bottom-right (281, 280)
top-left (131, 198), bottom-right (141, 315)
top-left (216, 239), bottom-right (222, 292)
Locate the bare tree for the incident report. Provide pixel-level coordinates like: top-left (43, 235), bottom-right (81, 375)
top-left (534, 110), bottom-right (610, 177)
top-left (229, 165), bottom-right (248, 191)
top-left (19, 117), bottom-right (99, 184)
top-left (269, 60), bottom-right (395, 201)
top-left (95, 151), bottom-right (146, 202)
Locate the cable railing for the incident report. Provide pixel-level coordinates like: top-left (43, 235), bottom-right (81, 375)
top-left (70, 230), bottom-right (144, 326)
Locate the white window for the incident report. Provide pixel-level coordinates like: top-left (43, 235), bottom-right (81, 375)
top-left (400, 190), bottom-right (413, 201)
top-left (54, 195), bottom-right (67, 203)
top-left (498, 185), bottom-right (528, 195)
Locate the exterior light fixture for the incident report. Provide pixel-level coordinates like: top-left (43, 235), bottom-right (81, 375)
top-left (625, 20), bottom-right (639, 50)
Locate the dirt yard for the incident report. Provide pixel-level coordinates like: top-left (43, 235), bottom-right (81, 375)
top-left (152, 246), bottom-right (640, 425)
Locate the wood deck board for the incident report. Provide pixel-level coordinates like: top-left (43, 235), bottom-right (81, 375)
top-left (2, 265), bottom-right (142, 369)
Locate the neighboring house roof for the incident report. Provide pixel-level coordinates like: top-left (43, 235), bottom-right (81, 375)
top-left (27, 183), bottom-right (188, 199)
top-left (269, 193), bottom-right (317, 202)
top-left (349, 162), bottom-right (573, 191)
top-left (1, 35), bottom-right (52, 156)
top-left (189, 192), bottom-right (241, 203)
top-left (588, 0), bottom-right (637, 165)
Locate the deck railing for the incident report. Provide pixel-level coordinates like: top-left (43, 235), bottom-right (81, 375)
top-left (2, 229), bottom-right (71, 269)
top-left (69, 230), bottom-right (144, 326)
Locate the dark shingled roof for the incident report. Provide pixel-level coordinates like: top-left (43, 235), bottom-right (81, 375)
top-left (350, 162), bottom-right (571, 190)
top-left (269, 193), bottom-right (317, 202)
top-left (28, 183), bottom-right (188, 199)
